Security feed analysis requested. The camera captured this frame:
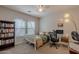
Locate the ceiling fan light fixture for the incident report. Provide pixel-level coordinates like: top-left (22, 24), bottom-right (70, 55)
top-left (38, 8), bottom-right (43, 12)
top-left (37, 5), bottom-right (49, 12)
top-left (37, 5), bottom-right (44, 12)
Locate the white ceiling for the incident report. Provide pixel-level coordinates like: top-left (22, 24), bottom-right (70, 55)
top-left (2, 5), bottom-right (79, 17)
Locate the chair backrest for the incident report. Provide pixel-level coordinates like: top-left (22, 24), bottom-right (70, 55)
top-left (71, 31), bottom-right (79, 41)
top-left (48, 31), bottom-right (57, 39)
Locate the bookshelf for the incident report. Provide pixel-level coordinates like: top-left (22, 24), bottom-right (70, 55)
top-left (0, 20), bottom-right (15, 50)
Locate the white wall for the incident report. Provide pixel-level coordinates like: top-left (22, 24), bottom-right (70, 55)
top-left (40, 7), bottom-right (79, 41)
top-left (0, 6), bottom-right (39, 45)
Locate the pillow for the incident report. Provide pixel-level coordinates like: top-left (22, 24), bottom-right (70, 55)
top-left (40, 35), bottom-right (47, 40)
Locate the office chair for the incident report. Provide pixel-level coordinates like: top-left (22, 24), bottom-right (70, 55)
top-left (49, 31), bottom-right (59, 49)
top-left (71, 31), bottom-right (79, 44)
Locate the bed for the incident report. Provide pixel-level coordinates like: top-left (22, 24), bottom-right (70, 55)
top-left (24, 35), bottom-right (43, 50)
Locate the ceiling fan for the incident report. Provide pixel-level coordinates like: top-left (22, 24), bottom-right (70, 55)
top-left (36, 5), bottom-right (49, 12)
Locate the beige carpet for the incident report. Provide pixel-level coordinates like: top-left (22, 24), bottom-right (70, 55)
top-left (0, 43), bottom-right (69, 54)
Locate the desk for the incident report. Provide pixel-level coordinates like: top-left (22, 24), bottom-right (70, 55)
top-left (60, 35), bottom-right (69, 47)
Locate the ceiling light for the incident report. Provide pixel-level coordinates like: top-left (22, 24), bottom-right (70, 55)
top-left (38, 8), bottom-right (43, 12)
top-left (37, 5), bottom-right (49, 12)
top-left (27, 10), bottom-right (31, 12)
top-left (38, 5), bottom-right (43, 12)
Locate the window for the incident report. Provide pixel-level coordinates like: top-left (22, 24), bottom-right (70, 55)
top-left (27, 21), bottom-right (35, 35)
top-left (15, 19), bottom-right (35, 37)
top-left (15, 19), bottom-right (26, 37)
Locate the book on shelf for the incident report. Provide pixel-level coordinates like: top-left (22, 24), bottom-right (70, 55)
top-left (0, 20), bottom-right (15, 49)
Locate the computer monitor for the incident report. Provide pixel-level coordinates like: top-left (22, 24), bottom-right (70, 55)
top-left (56, 30), bottom-right (63, 34)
